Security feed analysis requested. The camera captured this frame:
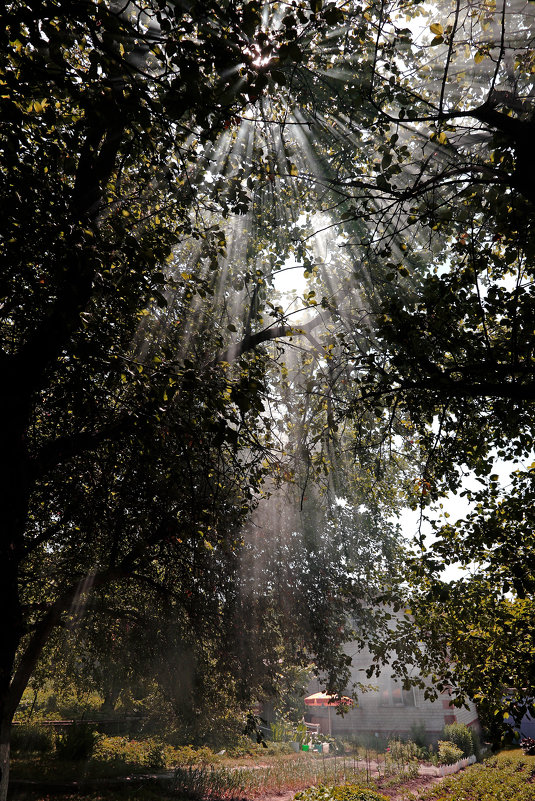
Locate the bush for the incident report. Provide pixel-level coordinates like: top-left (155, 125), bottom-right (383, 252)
top-left (225, 735), bottom-right (259, 758)
top-left (410, 722), bottom-right (428, 748)
top-left (173, 745), bottom-right (218, 766)
top-left (55, 724), bottom-right (99, 761)
top-left (93, 735), bottom-right (207, 769)
top-left (93, 735), bottom-right (144, 765)
top-left (442, 723), bottom-right (474, 757)
top-left (437, 740), bottom-right (464, 766)
top-left (11, 723), bottom-right (55, 754)
top-left (387, 738), bottom-right (422, 763)
top-left (520, 737), bottom-right (535, 755)
top-left (295, 785), bottom-right (389, 801)
top-left (145, 740), bottom-right (166, 770)
top-left (264, 741), bottom-right (294, 756)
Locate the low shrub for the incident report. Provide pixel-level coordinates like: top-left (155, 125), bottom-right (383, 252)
top-left (145, 740), bottom-right (166, 770)
top-left (295, 784), bottom-right (389, 801)
top-left (225, 735), bottom-right (260, 758)
top-left (387, 738), bottom-right (422, 763)
top-left (410, 722), bottom-right (428, 748)
top-left (264, 741), bottom-right (294, 756)
top-left (173, 745), bottom-right (218, 766)
top-left (93, 736), bottom-right (217, 769)
top-left (521, 737), bottom-right (535, 756)
top-left (93, 735), bottom-right (142, 765)
top-left (11, 723), bottom-right (55, 754)
top-left (55, 723), bottom-right (99, 761)
top-left (442, 722), bottom-right (474, 757)
top-left (437, 740), bottom-right (463, 766)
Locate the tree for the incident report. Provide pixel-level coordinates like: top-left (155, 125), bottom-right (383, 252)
top-left (1, 0), bottom-right (353, 794)
top-left (8, 0), bottom-right (535, 781)
top-left (296, 0), bottom-right (535, 729)
top-left (203, 0), bottom-right (535, 726)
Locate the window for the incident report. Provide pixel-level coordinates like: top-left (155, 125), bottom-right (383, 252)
top-left (379, 682), bottom-right (415, 707)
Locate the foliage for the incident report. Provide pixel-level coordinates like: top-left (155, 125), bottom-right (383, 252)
top-left (410, 723), bottom-right (428, 749)
top-left (291, 0), bottom-right (535, 729)
top-left (442, 724), bottom-right (475, 758)
top-left (521, 738), bottom-right (535, 756)
top-left (436, 741), bottom-right (464, 766)
top-left (387, 739), bottom-right (421, 764)
top-left (173, 765), bottom-right (249, 800)
top-left (4, 0), bottom-right (535, 790)
top-left (269, 719), bottom-right (300, 743)
top-left (1, 7), bottom-right (413, 797)
top-left (55, 724), bottom-right (99, 761)
top-left (10, 723), bottom-right (54, 754)
top-left (0, 1), bottom-right (292, 786)
top-left (294, 784), bottom-right (389, 801)
top-left (420, 750), bottom-right (535, 801)
top-left (91, 735), bottom-right (191, 770)
top-left (144, 740), bottom-right (166, 771)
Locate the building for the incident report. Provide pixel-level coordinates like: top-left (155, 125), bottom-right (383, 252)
top-left (305, 650), bottom-right (480, 743)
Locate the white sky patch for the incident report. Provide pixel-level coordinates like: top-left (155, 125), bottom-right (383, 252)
top-left (398, 453), bottom-right (534, 581)
top-left (272, 255), bottom-right (308, 296)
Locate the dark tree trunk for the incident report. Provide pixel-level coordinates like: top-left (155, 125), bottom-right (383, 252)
top-left (0, 389), bottom-right (31, 799)
top-left (0, 717), bottom-right (11, 801)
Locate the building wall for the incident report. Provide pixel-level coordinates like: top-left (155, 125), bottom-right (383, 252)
top-left (306, 649), bottom-right (480, 741)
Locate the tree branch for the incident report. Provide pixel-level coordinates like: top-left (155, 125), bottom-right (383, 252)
top-left (218, 316), bottom-right (325, 363)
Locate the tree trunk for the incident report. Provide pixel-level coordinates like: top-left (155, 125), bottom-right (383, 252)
top-left (0, 548), bottom-right (23, 801)
top-left (0, 418), bottom-right (27, 801)
top-left (0, 718), bottom-right (11, 801)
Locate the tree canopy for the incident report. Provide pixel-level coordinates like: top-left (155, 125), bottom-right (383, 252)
top-left (3, 0), bottom-right (535, 787)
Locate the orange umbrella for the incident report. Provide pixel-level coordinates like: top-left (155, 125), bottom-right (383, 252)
top-left (304, 693), bottom-right (353, 736)
top-left (304, 692), bottom-right (353, 707)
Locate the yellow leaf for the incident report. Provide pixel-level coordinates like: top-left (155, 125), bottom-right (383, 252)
top-left (289, 163), bottom-right (299, 176)
top-left (430, 23), bottom-right (443, 35)
top-left (474, 51), bottom-right (485, 64)
top-left (438, 131), bottom-right (448, 145)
